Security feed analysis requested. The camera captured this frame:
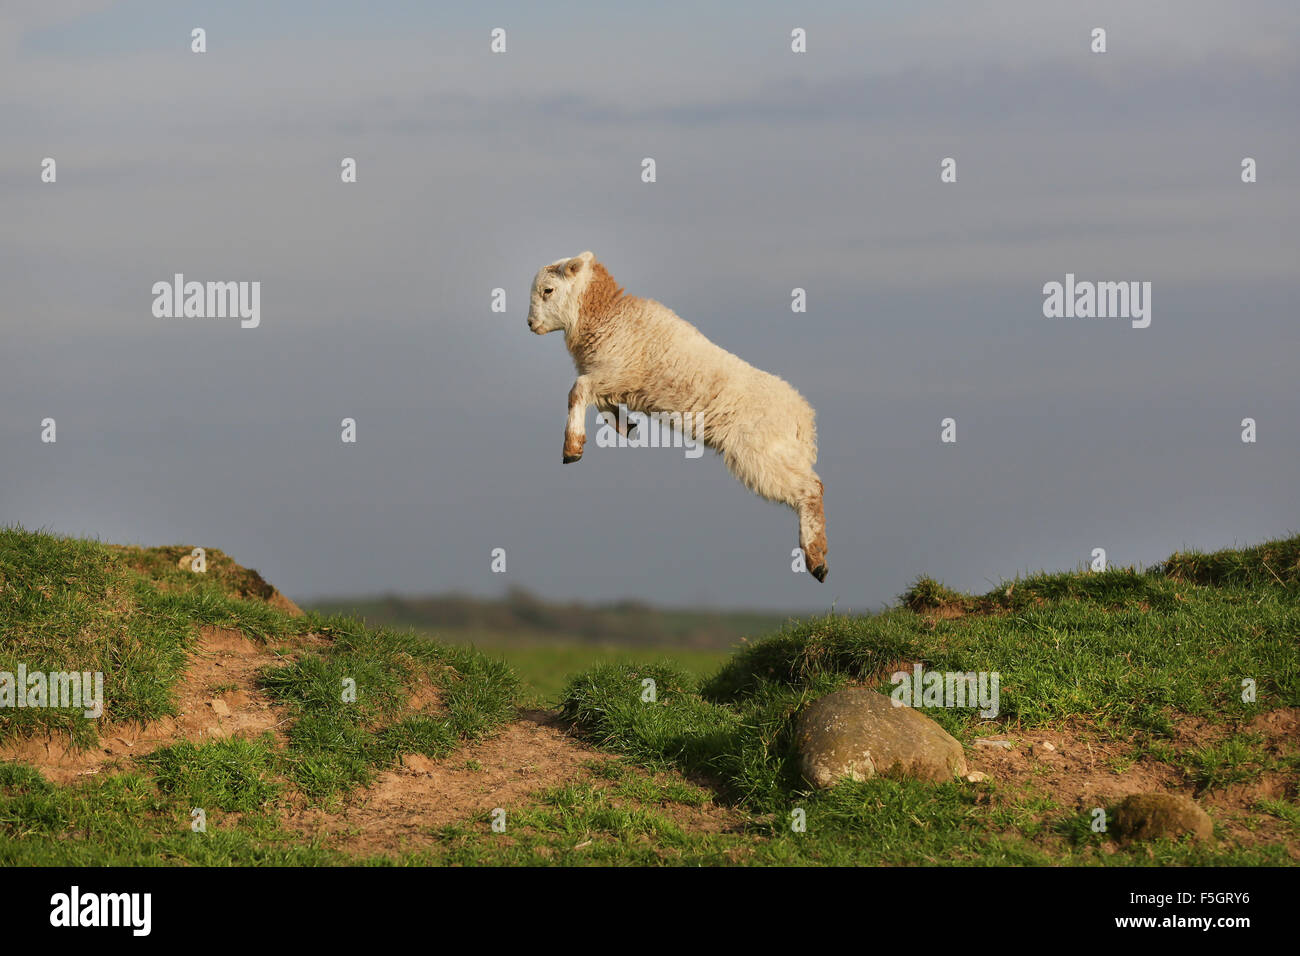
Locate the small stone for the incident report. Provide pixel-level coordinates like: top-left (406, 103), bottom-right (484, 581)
top-left (1040, 741), bottom-right (1056, 752)
top-left (401, 754), bottom-right (437, 773)
top-left (1112, 793), bottom-right (1213, 844)
top-left (965, 771), bottom-right (988, 783)
top-left (209, 699), bottom-right (230, 716)
top-left (974, 738), bottom-right (1013, 750)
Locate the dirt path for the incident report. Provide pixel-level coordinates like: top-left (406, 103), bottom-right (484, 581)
top-left (285, 709), bottom-right (616, 853)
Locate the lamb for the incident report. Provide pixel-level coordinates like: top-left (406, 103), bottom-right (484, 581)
top-left (526, 251), bottom-right (828, 582)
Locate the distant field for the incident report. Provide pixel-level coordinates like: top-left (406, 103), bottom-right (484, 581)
top-left (422, 628), bottom-right (734, 703)
top-left (305, 591), bottom-right (781, 702)
top-left (306, 589), bottom-right (795, 651)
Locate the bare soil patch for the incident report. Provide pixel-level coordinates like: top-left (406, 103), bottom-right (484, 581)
top-left (969, 729), bottom-right (1181, 807)
top-left (0, 625), bottom-right (313, 784)
top-left (286, 708), bottom-right (740, 856)
top-left (969, 709), bottom-right (1300, 856)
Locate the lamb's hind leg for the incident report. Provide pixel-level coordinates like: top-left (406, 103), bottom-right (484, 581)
top-left (596, 401), bottom-right (637, 439)
top-left (798, 476), bottom-right (828, 582)
top-left (721, 441), bottom-right (828, 582)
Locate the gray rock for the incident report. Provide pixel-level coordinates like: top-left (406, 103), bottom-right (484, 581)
top-left (794, 688), bottom-right (968, 788)
top-left (1112, 793), bottom-right (1214, 844)
top-left (973, 738), bottom-right (1013, 750)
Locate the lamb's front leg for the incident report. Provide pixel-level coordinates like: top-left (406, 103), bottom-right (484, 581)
top-left (563, 376), bottom-right (594, 463)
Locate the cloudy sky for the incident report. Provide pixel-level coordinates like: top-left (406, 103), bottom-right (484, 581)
top-left (2, 1), bottom-right (1296, 612)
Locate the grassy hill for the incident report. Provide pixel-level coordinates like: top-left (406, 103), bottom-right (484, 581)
top-left (1, 525), bottom-right (1296, 865)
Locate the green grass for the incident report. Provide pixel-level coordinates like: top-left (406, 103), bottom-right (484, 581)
top-left (1146, 733), bottom-right (1300, 794)
top-left (145, 737), bottom-right (282, 812)
top-left (428, 633), bottom-right (731, 704)
top-left (0, 760), bottom-right (345, 866)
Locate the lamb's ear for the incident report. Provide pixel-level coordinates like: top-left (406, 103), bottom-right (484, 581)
top-left (564, 257), bottom-right (584, 277)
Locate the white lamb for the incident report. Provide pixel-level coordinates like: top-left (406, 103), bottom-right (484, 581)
top-left (526, 251), bottom-right (828, 582)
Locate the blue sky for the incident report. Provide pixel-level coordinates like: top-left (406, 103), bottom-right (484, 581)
top-left (2, 1), bottom-right (1297, 611)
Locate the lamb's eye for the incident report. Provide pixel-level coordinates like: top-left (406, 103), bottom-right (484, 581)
top-left (542, 288), bottom-right (554, 298)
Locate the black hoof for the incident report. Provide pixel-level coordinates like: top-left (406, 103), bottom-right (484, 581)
top-left (811, 565), bottom-right (828, 582)
top-left (563, 453), bottom-right (582, 464)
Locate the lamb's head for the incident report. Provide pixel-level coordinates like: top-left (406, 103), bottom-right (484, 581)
top-left (526, 250), bottom-right (595, 334)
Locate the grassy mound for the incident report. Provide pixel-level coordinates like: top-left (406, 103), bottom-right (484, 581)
top-left (0, 526), bottom-right (518, 864)
top-left (0, 532), bottom-right (310, 745)
top-left (559, 535), bottom-right (1300, 864)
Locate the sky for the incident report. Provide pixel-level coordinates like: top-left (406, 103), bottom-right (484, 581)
top-left (1, 1), bottom-right (1297, 612)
